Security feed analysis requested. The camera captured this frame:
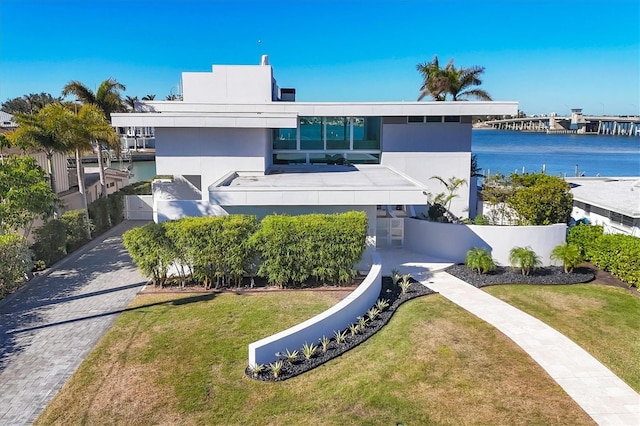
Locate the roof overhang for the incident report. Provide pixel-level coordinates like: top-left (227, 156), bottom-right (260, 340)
top-left (568, 178), bottom-right (640, 218)
top-left (111, 101), bottom-right (518, 129)
top-left (208, 165), bottom-right (430, 206)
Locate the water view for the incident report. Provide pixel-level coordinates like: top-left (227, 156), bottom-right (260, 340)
top-left (472, 130), bottom-right (640, 178)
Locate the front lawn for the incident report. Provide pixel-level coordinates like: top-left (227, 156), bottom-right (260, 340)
top-left (484, 284), bottom-right (640, 391)
top-left (35, 292), bottom-right (591, 425)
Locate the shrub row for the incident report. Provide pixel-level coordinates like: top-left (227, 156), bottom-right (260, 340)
top-left (568, 225), bottom-right (640, 287)
top-left (251, 213), bottom-right (368, 286)
top-left (31, 210), bottom-right (93, 266)
top-left (123, 212), bottom-right (368, 288)
top-left (0, 233), bottom-right (33, 299)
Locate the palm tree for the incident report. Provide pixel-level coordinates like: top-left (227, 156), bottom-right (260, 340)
top-left (62, 78), bottom-right (126, 197)
top-left (141, 94), bottom-right (156, 101)
top-left (416, 55), bottom-right (451, 101)
top-left (417, 56), bottom-right (492, 101)
top-left (8, 104), bottom-right (72, 193)
top-left (550, 243), bottom-right (583, 273)
top-left (509, 246), bottom-right (542, 276)
top-left (124, 95), bottom-right (139, 112)
top-left (430, 175), bottom-right (468, 212)
top-left (465, 247), bottom-right (496, 274)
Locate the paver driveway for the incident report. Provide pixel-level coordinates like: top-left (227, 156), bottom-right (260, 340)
top-left (0, 221), bottom-right (148, 426)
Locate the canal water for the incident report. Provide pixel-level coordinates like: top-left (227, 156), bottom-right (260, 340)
top-left (127, 130), bottom-right (640, 183)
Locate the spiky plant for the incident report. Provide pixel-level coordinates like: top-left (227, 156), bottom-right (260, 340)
top-left (284, 349), bottom-right (299, 365)
top-left (269, 360), bottom-right (283, 378)
top-left (319, 335), bottom-right (330, 352)
top-left (302, 342), bottom-right (317, 360)
top-left (334, 329), bottom-right (347, 345)
top-left (399, 274), bottom-right (412, 294)
top-left (375, 298), bottom-right (390, 311)
top-left (250, 363), bottom-right (264, 377)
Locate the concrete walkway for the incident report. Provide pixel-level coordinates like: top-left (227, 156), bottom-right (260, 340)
top-left (426, 271), bottom-right (640, 425)
top-left (0, 221), bottom-right (148, 426)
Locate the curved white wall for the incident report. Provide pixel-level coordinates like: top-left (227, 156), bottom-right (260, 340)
top-left (404, 218), bottom-right (567, 266)
top-left (248, 251), bottom-right (382, 367)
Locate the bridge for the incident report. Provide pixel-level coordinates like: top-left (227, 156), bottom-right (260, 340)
top-left (481, 109), bottom-right (640, 136)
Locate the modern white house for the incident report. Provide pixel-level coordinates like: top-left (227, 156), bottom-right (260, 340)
top-left (568, 177), bottom-right (640, 237)
top-left (111, 56), bottom-right (517, 246)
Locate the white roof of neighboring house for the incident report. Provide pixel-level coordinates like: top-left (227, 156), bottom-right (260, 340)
top-left (0, 111), bottom-right (17, 128)
top-left (568, 177), bottom-right (640, 218)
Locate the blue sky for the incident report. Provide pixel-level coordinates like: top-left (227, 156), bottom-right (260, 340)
top-left (1, 0), bottom-right (638, 116)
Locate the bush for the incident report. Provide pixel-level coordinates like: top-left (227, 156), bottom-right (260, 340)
top-left (32, 219), bottom-right (68, 266)
top-left (509, 246), bottom-right (542, 276)
top-left (61, 210), bottom-right (93, 252)
top-left (507, 175), bottom-right (573, 225)
top-left (123, 223), bottom-right (175, 287)
top-left (473, 215), bottom-right (489, 225)
top-left (567, 224), bottom-right (604, 260)
top-left (251, 212), bottom-right (367, 287)
top-left (0, 233), bottom-right (33, 298)
top-left (465, 247), bottom-right (496, 274)
top-left (88, 197), bottom-right (111, 236)
top-left (589, 234), bottom-right (640, 288)
top-left (550, 243), bottom-right (583, 273)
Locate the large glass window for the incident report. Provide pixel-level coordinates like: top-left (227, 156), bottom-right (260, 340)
top-left (272, 128), bottom-right (297, 150)
top-left (300, 117), bottom-right (323, 150)
top-left (273, 153), bottom-right (306, 164)
top-left (353, 117), bottom-right (380, 150)
top-left (325, 117), bottom-right (349, 150)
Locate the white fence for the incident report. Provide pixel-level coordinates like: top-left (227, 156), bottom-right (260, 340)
top-left (404, 218), bottom-right (567, 266)
top-left (124, 195), bottom-right (153, 220)
top-left (248, 250), bottom-right (382, 367)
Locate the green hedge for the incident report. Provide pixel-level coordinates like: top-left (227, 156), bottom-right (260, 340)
top-left (0, 233), bottom-right (33, 299)
top-left (32, 219), bottom-right (69, 266)
top-left (568, 225), bottom-right (639, 287)
top-left (122, 212), bottom-right (368, 289)
top-left (61, 210), bottom-right (93, 252)
top-left (251, 212), bottom-right (368, 287)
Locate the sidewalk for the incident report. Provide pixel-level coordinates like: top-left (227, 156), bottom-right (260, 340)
top-left (0, 221), bottom-right (148, 426)
top-left (426, 271), bottom-right (640, 425)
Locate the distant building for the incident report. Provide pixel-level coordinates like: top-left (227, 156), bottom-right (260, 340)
top-left (568, 177), bottom-right (640, 237)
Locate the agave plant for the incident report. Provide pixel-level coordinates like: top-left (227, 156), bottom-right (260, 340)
top-left (302, 342), bottom-right (317, 360)
top-left (399, 274), bottom-right (412, 294)
top-left (284, 348), bottom-right (299, 365)
top-left (334, 329), bottom-right (347, 344)
top-left (465, 247), bottom-right (496, 274)
top-left (250, 363), bottom-right (265, 377)
top-left (391, 268), bottom-right (401, 284)
top-left (319, 335), bottom-right (330, 352)
top-left (550, 243), bottom-right (584, 273)
top-left (509, 246), bottom-right (542, 276)
top-left (349, 323), bottom-right (359, 336)
top-left (269, 360), bottom-right (283, 378)
top-left (375, 298), bottom-right (390, 311)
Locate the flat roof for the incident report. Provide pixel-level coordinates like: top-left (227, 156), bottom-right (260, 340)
top-left (568, 178), bottom-right (640, 218)
top-left (209, 165), bottom-right (430, 206)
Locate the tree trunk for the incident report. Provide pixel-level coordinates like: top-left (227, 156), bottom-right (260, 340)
top-left (75, 149), bottom-right (91, 240)
top-left (95, 140), bottom-right (107, 198)
top-left (45, 152), bottom-right (57, 193)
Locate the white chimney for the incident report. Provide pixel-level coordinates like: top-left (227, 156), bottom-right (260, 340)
top-left (260, 54), bottom-right (269, 66)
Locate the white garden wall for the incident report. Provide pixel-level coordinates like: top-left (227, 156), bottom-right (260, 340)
top-left (404, 218), bottom-right (566, 266)
top-left (248, 251), bottom-right (382, 367)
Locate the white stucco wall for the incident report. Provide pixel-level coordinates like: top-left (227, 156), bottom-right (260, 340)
top-left (155, 127), bottom-right (270, 200)
top-left (381, 122), bottom-right (472, 218)
top-left (182, 65), bottom-right (274, 103)
top-left (404, 218), bottom-right (567, 266)
top-left (248, 250), bottom-right (382, 367)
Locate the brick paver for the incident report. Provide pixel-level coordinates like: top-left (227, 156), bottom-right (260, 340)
top-left (0, 221), bottom-right (148, 426)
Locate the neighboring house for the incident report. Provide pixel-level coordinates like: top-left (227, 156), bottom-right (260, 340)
top-left (568, 177), bottom-right (640, 237)
top-left (111, 56), bottom-right (517, 246)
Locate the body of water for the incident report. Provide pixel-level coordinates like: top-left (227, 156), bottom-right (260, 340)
top-left (472, 130), bottom-right (640, 177)
top-left (126, 130), bottom-right (640, 183)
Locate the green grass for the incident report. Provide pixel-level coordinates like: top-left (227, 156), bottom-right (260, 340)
top-left (35, 291), bottom-right (592, 425)
top-left (485, 283), bottom-right (640, 391)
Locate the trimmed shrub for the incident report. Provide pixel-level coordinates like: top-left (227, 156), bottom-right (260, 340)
top-left (567, 224), bottom-right (604, 260)
top-left (251, 212), bottom-right (367, 287)
top-left (88, 197), bottom-right (111, 236)
top-left (123, 223), bottom-right (175, 287)
top-left (61, 210), bottom-right (93, 252)
top-left (32, 219), bottom-right (68, 266)
top-left (473, 214), bottom-right (489, 225)
top-left (590, 234), bottom-right (640, 288)
top-left (0, 233), bottom-right (33, 298)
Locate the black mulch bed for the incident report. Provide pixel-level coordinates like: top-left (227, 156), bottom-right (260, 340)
top-left (246, 277), bottom-right (433, 382)
top-left (445, 264), bottom-right (595, 288)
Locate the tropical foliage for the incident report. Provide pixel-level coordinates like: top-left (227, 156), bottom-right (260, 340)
top-left (550, 244), bottom-right (583, 273)
top-left (1, 92), bottom-right (62, 114)
top-left (481, 173), bottom-right (573, 225)
top-left (465, 247), bottom-right (496, 274)
top-left (567, 224), bottom-right (604, 259)
top-left (417, 55), bottom-right (492, 101)
top-left (0, 233), bottom-right (32, 299)
top-left (426, 175), bottom-right (468, 222)
top-left (509, 246), bottom-right (542, 276)
top-left (0, 156), bottom-right (58, 236)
